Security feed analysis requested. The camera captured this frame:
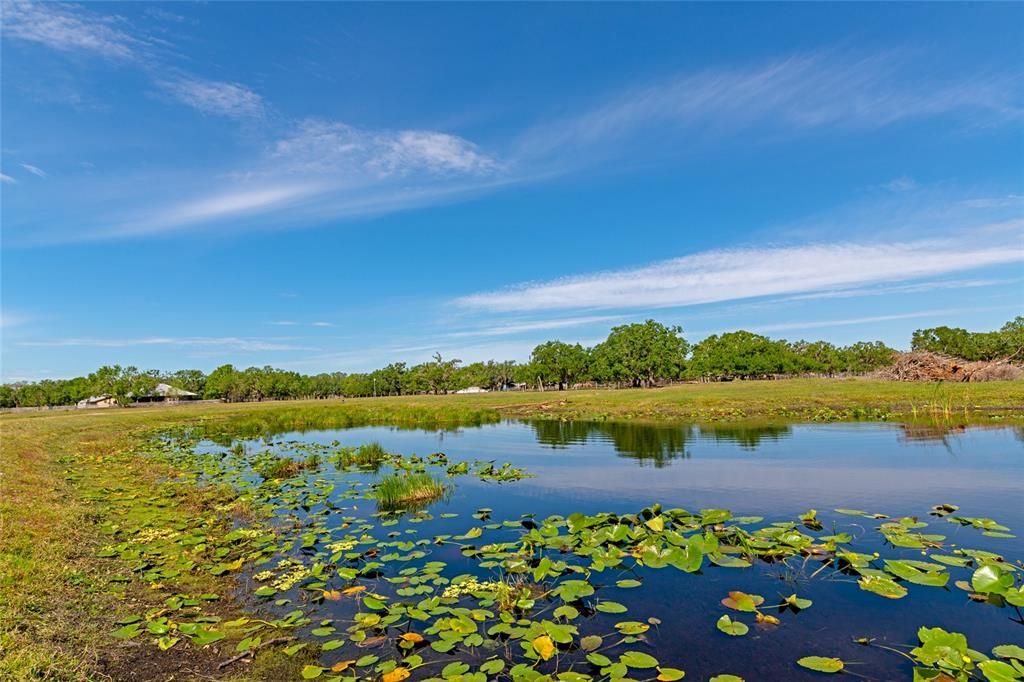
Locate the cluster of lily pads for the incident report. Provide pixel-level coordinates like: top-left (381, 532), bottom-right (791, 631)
top-left (96, 428), bottom-right (1023, 681)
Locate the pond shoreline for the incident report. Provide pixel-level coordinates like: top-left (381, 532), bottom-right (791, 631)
top-left (2, 384), bottom-right (1022, 680)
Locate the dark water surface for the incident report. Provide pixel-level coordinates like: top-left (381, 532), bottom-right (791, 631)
top-left (206, 421), bottom-right (1024, 680)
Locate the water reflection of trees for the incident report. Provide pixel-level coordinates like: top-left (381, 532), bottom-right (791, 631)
top-left (200, 408), bottom-right (499, 446)
top-left (897, 423), bottom-right (1024, 448)
top-left (528, 421), bottom-right (792, 467)
top-left (696, 424), bottom-right (791, 449)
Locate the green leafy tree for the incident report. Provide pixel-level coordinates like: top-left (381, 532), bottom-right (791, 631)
top-left (87, 365), bottom-right (158, 404)
top-left (165, 369), bottom-right (207, 394)
top-left (789, 340), bottom-right (842, 376)
top-left (425, 353), bottom-right (461, 394)
top-left (688, 331), bottom-right (794, 380)
top-left (912, 318), bottom-right (1024, 361)
top-left (997, 316), bottom-right (1024, 358)
top-left (592, 320), bottom-right (688, 387)
top-left (402, 364), bottom-right (431, 395)
top-left (204, 364), bottom-right (240, 400)
top-left (487, 360), bottom-right (518, 390)
top-left (530, 341), bottom-right (589, 390)
top-left (376, 363), bottom-right (408, 396)
top-left (912, 325), bottom-right (979, 359)
top-left (838, 341), bottom-right (896, 374)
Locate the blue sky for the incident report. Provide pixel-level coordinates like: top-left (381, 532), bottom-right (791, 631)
top-left (1, 1), bottom-right (1022, 381)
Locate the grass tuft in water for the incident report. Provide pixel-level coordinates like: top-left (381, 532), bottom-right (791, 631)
top-left (256, 453), bottom-right (320, 480)
top-left (373, 471), bottom-right (449, 510)
top-left (335, 441), bottom-right (389, 469)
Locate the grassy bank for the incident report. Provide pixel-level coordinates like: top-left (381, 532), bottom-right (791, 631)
top-left (0, 409), bottom-right (315, 681)
top-left (2, 379), bottom-right (1021, 679)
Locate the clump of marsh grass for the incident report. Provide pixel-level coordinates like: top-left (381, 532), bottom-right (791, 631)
top-left (256, 453), bottom-right (320, 480)
top-left (373, 472), bottom-right (449, 510)
top-left (335, 441), bottom-right (389, 470)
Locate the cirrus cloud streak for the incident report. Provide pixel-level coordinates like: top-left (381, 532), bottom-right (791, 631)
top-left (457, 229), bottom-right (1024, 313)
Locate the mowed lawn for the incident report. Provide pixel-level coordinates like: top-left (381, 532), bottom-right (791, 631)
top-left (2, 378), bottom-right (1022, 680)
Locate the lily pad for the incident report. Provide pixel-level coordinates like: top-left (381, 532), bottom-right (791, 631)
top-left (797, 656), bottom-right (844, 673)
top-left (716, 615), bottom-right (749, 636)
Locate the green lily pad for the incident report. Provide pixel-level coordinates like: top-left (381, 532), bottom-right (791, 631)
top-left (716, 615), bottom-right (748, 636)
top-left (797, 656), bottom-right (844, 673)
top-left (620, 651), bottom-right (659, 669)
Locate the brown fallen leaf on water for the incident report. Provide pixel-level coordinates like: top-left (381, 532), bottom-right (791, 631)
top-left (331, 660), bottom-right (356, 673)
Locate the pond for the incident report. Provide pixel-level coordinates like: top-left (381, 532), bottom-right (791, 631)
top-left (149, 420), bottom-right (1024, 681)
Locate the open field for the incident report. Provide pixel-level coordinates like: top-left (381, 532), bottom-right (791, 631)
top-left (6, 378), bottom-right (1024, 425)
top-left (332, 378), bottom-right (1024, 423)
top-left (2, 379), bottom-right (1022, 680)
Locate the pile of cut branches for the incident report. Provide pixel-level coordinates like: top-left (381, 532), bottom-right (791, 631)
top-left (876, 350), bottom-right (1023, 382)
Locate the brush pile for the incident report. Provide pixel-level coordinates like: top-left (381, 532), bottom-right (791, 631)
top-left (876, 351), bottom-right (1023, 382)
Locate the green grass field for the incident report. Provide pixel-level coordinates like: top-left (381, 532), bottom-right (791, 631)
top-left (2, 379), bottom-right (1022, 680)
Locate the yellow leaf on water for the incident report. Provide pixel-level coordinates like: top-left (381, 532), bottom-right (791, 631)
top-left (331, 660), bottom-right (355, 673)
top-left (342, 586), bottom-right (366, 596)
top-left (382, 667), bottom-right (410, 682)
top-left (399, 632), bottom-right (424, 643)
top-left (756, 613), bottom-right (780, 626)
top-left (532, 634), bottom-right (556, 661)
top-left (322, 590), bottom-right (342, 601)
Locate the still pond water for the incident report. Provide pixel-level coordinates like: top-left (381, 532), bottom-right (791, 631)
top-left (204, 421), bottom-right (1024, 680)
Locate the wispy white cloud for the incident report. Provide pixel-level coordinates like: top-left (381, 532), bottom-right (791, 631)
top-left (0, 0), bottom-right (141, 60)
top-left (883, 176), bottom-right (917, 192)
top-left (961, 194), bottom-right (1024, 209)
top-left (457, 227), bottom-right (1024, 313)
top-left (271, 119), bottom-right (497, 177)
top-left (0, 173), bottom-right (16, 184)
top-left (82, 121), bottom-right (501, 240)
top-left (101, 184), bottom-right (319, 238)
top-left (124, 53), bottom-right (1019, 239)
top-left (156, 76), bottom-right (265, 118)
top-left (515, 52), bottom-right (1023, 165)
top-left (271, 320), bottom-right (334, 328)
top-left (739, 305), bottom-right (1018, 336)
top-left (775, 277), bottom-right (1019, 303)
top-left (20, 163), bottom-right (47, 178)
top-left (0, 311), bottom-right (28, 329)
top-left (446, 314), bottom-right (624, 338)
top-left (3, 2), bottom-right (267, 125)
top-left (6, 27), bottom-right (1022, 247)
top-left (18, 336), bottom-right (315, 352)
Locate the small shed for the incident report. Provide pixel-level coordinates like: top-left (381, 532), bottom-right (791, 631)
top-left (76, 395), bottom-right (118, 409)
top-left (136, 383), bottom-right (200, 403)
top-left (455, 386), bottom-right (489, 394)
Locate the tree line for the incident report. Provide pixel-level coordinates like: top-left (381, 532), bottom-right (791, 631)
top-left (911, 317), bottom-right (1023, 361)
top-left (2, 317), bottom-right (1020, 408)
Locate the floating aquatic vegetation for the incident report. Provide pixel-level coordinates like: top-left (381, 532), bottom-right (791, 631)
top-left (97, 427), bottom-right (1024, 681)
top-left (256, 453), bottom-right (321, 480)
